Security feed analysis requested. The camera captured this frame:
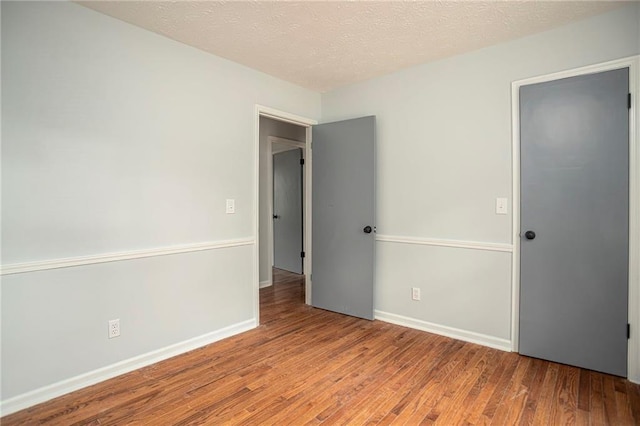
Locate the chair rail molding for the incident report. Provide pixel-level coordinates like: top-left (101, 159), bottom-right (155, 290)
top-left (1, 238), bottom-right (255, 275)
top-left (376, 234), bottom-right (513, 253)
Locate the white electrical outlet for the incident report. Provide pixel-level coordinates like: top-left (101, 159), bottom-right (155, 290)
top-left (108, 319), bottom-right (120, 339)
top-left (412, 287), bottom-right (421, 301)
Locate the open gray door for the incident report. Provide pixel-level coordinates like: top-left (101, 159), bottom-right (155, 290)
top-left (312, 116), bottom-right (375, 320)
top-left (273, 148), bottom-right (303, 274)
top-left (519, 68), bottom-right (629, 376)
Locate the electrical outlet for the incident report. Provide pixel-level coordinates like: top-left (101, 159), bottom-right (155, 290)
top-left (412, 287), bottom-right (421, 301)
top-left (108, 319), bottom-right (120, 339)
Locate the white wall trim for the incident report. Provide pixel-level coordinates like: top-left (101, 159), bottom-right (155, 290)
top-left (629, 58), bottom-right (640, 385)
top-left (259, 280), bottom-right (272, 288)
top-left (303, 125), bottom-right (313, 305)
top-left (375, 310), bottom-right (511, 352)
top-left (255, 105), bottom-right (317, 320)
top-left (0, 318), bottom-right (257, 417)
top-left (376, 234), bottom-right (513, 253)
top-left (511, 55), bottom-right (640, 383)
top-left (257, 105), bottom-right (318, 127)
top-left (0, 238), bottom-right (255, 276)
top-left (270, 136), bottom-right (306, 153)
top-left (265, 135), bottom-right (275, 287)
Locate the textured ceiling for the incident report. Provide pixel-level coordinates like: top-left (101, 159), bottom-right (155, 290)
top-left (78, 1), bottom-right (626, 93)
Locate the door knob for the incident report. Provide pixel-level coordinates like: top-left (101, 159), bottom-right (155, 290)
top-left (524, 230), bottom-right (536, 240)
top-left (363, 226), bottom-right (372, 234)
top-left (273, 214), bottom-right (280, 219)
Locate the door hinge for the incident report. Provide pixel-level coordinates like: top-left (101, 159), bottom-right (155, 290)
top-left (629, 93), bottom-right (632, 109)
top-left (300, 158), bottom-right (305, 165)
top-left (628, 323), bottom-right (631, 339)
top-left (301, 251), bottom-right (305, 258)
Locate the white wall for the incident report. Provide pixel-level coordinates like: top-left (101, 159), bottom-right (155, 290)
top-left (322, 4), bottom-right (640, 348)
top-left (258, 117), bottom-right (306, 285)
top-left (0, 1), bottom-right (319, 409)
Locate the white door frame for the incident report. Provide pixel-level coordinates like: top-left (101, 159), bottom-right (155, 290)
top-left (267, 136), bottom-right (306, 284)
top-left (510, 56), bottom-right (640, 382)
top-left (254, 105), bottom-right (317, 322)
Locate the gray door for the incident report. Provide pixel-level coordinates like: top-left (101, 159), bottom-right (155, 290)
top-left (519, 68), bottom-right (629, 376)
top-left (273, 148), bottom-right (303, 274)
top-left (312, 116), bottom-right (376, 320)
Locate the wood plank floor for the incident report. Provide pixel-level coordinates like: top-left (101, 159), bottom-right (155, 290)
top-left (3, 268), bottom-right (640, 425)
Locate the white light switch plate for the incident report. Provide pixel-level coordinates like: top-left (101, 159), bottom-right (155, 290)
top-left (226, 199), bottom-right (235, 214)
top-left (412, 287), bottom-right (421, 301)
top-left (496, 198), bottom-right (508, 215)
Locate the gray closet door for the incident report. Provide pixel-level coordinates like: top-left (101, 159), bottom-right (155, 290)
top-left (312, 116), bottom-right (376, 320)
top-left (273, 148), bottom-right (303, 274)
top-left (519, 68), bottom-right (629, 376)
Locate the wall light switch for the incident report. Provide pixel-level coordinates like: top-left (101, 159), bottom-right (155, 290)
top-left (496, 198), bottom-right (508, 215)
top-left (226, 199), bottom-right (235, 214)
top-left (412, 287), bottom-right (421, 301)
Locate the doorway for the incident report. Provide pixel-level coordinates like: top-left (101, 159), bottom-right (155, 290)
top-left (255, 108), bottom-right (316, 323)
top-left (255, 107), bottom-right (378, 325)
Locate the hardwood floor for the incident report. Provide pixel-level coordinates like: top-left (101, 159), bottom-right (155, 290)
top-left (3, 268), bottom-right (639, 425)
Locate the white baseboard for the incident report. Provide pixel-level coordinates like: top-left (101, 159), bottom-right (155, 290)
top-left (0, 318), bottom-right (257, 417)
top-left (375, 310), bottom-right (512, 352)
top-left (259, 280), bottom-right (272, 288)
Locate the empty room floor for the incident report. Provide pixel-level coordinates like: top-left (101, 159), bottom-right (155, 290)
top-left (3, 271), bottom-right (639, 425)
